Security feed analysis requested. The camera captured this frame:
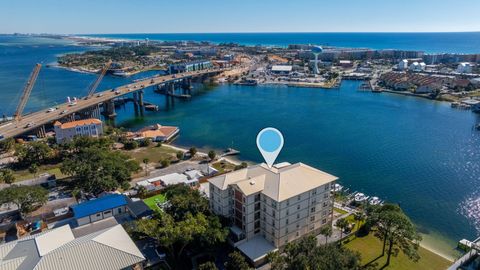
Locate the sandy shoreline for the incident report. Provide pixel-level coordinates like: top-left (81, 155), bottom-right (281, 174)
top-left (163, 143), bottom-right (243, 166)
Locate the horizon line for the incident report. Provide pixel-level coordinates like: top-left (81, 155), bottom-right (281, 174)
top-left (2, 30), bottom-right (480, 35)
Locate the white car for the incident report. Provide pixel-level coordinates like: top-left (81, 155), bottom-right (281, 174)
top-left (60, 110), bottom-right (68, 115)
top-left (97, 93), bottom-right (103, 97)
top-left (47, 108), bottom-right (56, 113)
top-left (69, 102), bottom-right (77, 107)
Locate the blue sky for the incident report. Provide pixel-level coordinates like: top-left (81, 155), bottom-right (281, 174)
top-left (1, 0), bottom-right (479, 34)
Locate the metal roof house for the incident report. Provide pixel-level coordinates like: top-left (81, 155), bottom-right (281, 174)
top-left (0, 224), bottom-right (145, 270)
top-left (71, 194), bottom-right (128, 227)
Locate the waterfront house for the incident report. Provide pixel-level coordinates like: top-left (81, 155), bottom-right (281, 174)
top-left (136, 124), bottom-right (179, 142)
top-left (0, 224), bottom-right (145, 270)
top-left (208, 162), bottom-right (336, 266)
top-left (71, 194), bottom-right (128, 226)
top-left (53, 118), bottom-right (103, 143)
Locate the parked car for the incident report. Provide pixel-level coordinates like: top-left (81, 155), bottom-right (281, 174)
top-left (25, 122), bottom-right (34, 128)
top-left (60, 110), bottom-right (68, 115)
top-left (0, 134), bottom-right (4, 140)
top-left (97, 93), bottom-right (103, 97)
top-left (47, 107), bottom-right (56, 113)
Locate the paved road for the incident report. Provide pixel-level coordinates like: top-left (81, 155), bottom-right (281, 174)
top-left (0, 68), bottom-right (228, 139)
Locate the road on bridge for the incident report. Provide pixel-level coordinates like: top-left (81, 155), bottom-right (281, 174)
top-left (0, 68), bottom-right (228, 140)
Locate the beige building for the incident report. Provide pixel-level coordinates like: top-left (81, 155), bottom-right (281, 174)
top-left (208, 162), bottom-right (337, 265)
top-left (54, 118), bottom-right (103, 143)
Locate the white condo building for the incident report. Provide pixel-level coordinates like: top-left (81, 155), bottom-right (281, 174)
top-left (457, 62), bottom-right (473, 74)
top-left (54, 118), bottom-right (103, 143)
top-left (208, 162), bottom-right (337, 266)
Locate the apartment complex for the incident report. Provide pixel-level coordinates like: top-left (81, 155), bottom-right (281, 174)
top-left (53, 118), bottom-right (103, 143)
top-left (208, 162), bottom-right (337, 265)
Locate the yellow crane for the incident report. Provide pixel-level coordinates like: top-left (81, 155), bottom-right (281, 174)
top-left (86, 60), bottom-right (112, 98)
top-left (14, 63), bottom-right (42, 121)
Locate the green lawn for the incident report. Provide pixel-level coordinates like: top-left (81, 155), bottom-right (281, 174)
top-left (344, 234), bottom-right (451, 270)
top-left (212, 160), bottom-right (236, 173)
top-left (143, 194), bottom-right (167, 210)
top-left (12, 164), bottom-right (67, 181)
top-left (125, 145), bottom-right (178, 164)
top-left (334, 207), bottom-right (348, 215)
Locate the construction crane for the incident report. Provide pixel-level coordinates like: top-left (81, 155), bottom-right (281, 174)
top-left (86, 60), bottom-right (112, 99)
top-left (14, 63), bottom-right (42, 121)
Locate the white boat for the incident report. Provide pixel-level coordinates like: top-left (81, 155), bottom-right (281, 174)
top-left (332, 183), bottom-right (343, 192)
top-left (369, 196), bottom-right (382, 205)
top-left (354, 193), bottom-right (369, 202)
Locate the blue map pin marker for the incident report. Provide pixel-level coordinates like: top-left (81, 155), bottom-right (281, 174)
top-left (256, 127), bottom-right (284, 168)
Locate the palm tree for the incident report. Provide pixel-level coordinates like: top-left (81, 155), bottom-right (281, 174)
top-left (319, 225), bottom-right (333, 244)
top-left (142, 158), bottom-right (150, 176)
top-left (353, 212), bottom-right (366, 231)
top-left (335, 218), bottom-right (349, 240)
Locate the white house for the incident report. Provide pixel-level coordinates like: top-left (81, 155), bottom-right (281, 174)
top-left (54, 118), bottom-right (103, 143)
top-left (398, 59), bottom-right (409, 70)
top-left (409, 62), bottom-right (426, 72)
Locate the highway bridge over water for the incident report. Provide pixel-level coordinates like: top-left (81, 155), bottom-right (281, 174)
top-left (0, 68), bottom-right (228, 140)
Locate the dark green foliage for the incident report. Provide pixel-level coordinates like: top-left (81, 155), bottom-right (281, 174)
top-left (160, 159), bottom-right (170, 168)
top-left (15, 141), bottom-right (53, 167)
top-left (189, 147), bottom-right (197, 157)
top-left (123, 140), bottom-right (138, 150)
top-left (0, 185), bottom-right (48, 217)
top-left (61, 147), bottom-right (140, 194)
top-left (367, 203), bottom-right (422, 266)
top-left (266, 236), bottom-right (362, 270)
top-left (224, 251), bottom-right (251, 270)
top-left (133, 184), bottom-right (228, 269)
top-left (0, 168), bottom-right (15, 184)
top-left (208, 150), bottom-right (216, 161)
top-left (199, 261), bottom-right (218, 270)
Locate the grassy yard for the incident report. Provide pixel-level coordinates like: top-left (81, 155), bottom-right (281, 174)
top-left (334, 207), bottom-right (348, 215)
top-left (211, 160), bottom-right (237, 173)
top-left (344, 234), bottom-right (451, 270)
top-left (12, 164), bottom-right (67, 181)
top-left (143, 194), bottom-right (167, 210)
top-left (125, 145), bottom-right (178, 164)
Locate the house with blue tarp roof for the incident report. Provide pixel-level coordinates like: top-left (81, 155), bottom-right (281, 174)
top-left (70, 194), bottom-right (128, 226)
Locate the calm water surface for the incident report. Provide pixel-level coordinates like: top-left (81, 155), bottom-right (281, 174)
top-left (1, 35), bottom-right (480, 257)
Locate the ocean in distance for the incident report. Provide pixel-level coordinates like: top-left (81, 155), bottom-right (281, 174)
top-left (88, 32), bottom-right (480, 54)
top-left (1, 35), bottom-right (480, 259)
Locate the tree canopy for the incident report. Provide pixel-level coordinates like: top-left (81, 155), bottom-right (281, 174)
top-left (61, 146), bottom-right (139, 194)
top-left (267, 235), bottom-right (362, 270)
top-left (0, 168), bottom-right (15, 185)
top-left (368, 204), bottom-right (422, 266)
top-left (0, 185), bottom-right (48, 217)
top-left (132, 184), bottom-right (228, 269)
top-left (15, 141), bottom-right (53, 167)
top-left (224, 251), bottom-right (251, 270)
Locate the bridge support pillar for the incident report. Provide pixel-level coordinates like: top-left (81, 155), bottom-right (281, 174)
top-left (138, 90), bottom-right (144, 107)
top-left (103, 100), bottom-right (116, 119)
top-left (36, 125), bottom-right (46, 138)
